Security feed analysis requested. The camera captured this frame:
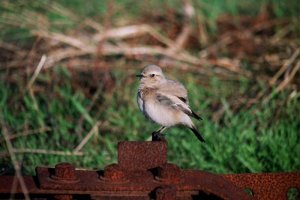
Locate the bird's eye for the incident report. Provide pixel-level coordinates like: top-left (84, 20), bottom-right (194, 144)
top-left (150, 74), bottom-right (155, 77)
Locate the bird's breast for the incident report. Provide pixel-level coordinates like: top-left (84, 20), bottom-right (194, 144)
top-left (143, 99), bottom-right (181, 127)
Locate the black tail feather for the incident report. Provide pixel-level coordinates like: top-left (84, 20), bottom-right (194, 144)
top-left (190, 127), bottom-right (205, 142)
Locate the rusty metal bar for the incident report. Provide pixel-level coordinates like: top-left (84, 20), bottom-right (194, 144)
top-left (223, 173), bottom-right (300, 200)
top-left (0, 138), bottom-right (299, 200)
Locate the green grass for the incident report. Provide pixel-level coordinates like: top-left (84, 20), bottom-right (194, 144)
top-left (0, 66), bottom-right (299, 175)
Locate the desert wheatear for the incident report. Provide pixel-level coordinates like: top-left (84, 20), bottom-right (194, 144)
top-left (136, 64), bottom-right (205, 142)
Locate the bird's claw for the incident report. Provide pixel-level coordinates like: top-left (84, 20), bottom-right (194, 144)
top-left (152, 131), bottom-right (164, 141)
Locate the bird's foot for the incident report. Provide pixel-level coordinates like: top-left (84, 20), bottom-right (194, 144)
top-left (152, 131), bottom-right (165, 141)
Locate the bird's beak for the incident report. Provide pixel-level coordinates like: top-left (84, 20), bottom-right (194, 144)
top-left (136, 74), bottom-right (144, 78)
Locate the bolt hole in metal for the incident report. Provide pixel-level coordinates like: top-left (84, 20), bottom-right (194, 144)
top-left (287, 188), bottom-right (299, 200)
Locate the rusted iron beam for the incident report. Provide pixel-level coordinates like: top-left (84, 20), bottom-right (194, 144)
top-left (1, 172), bottom-right (299, 199)
top-left (0, 138), bottom-right (299, 200)
top-left (0, 169), bottom-right (252, 199)
top-left (223, 173), bottom-right (300, 200)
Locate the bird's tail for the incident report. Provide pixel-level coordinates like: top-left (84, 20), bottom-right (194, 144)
top-left (190, 126), bottom-right (205, 142)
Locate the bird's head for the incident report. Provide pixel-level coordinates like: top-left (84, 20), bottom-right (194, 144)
top-left (136, 64), bottom-right (165, 87)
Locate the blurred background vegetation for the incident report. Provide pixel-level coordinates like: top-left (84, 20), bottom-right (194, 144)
top-left (0, 0), bottom-right (299, 180)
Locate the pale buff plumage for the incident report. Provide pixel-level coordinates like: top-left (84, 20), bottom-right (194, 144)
top-left (136, 64), bottom-right (205, 142)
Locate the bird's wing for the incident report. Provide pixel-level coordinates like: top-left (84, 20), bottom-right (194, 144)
top-left (160, 80), bottom-right (188, 100)
top-left (176, 96), bottom-right (202, 120)
top-left (156, 92), bottom-right (196, 118)
top-left (137, 91), bottom-right (144, 112)
top-left (157, 79), bottom-right (202, 120)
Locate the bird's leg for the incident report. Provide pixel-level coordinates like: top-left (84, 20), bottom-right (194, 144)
top-left (152, 126), bottom-right (166, 141)
top-left (157, 126), bottom-right (167, 134)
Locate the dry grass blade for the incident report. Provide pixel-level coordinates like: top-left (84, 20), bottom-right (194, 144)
top-left (0, 149), bottom-right (83, 158)
top-left (48, 2), bottom-right (79, 22)
top-left (84, 19), bottom-right (103, 32)
top-left (74, 121), bottom-right (101, 153)
top-left (169, 0), bottom-right (194, 52)
top-left (93, 24), bottom-right (176, 48)
top-left (13, 149), bottom-right (83, 156)
top-left (198, 36), bottom-right (233, 57)
top-left (210, 58), bottom-right (242, 73)
top-left (1, 120), bottom-right (30, 200)
top-left (270, 25), bottom-right (293, 44)
top-left (171, 25), bottom-right (192, 52)
top-left (9, 175), bottom-right (18, 200)
top-left (275, 60), bottom-right (300, 93)
top-left (269, 48), bottom-right (300, 85)
top-left (34, 31), bottom-right (94, 52)
top-left (263, 60), bottom-right (300, 103)
top-left (0, 127), bottom-right (51, 143)
top-left (102, 44), bottom-right (195, 63)
top-left (0, 42), bottom-right (23, 54)
top-left (75, 87), bottom-right (103, 137)
top-left (45, 48), bottom-right (90, 69)
top-left (26, 54), bottom-right (47, 91)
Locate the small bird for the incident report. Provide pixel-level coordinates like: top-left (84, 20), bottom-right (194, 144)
top-left (136, 64), bottom-right (205, 142)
